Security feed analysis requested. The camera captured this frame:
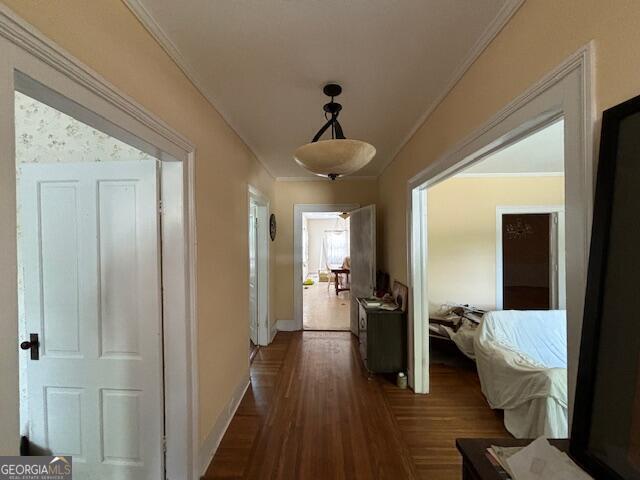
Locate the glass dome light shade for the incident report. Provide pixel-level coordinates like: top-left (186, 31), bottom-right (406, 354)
top-left (293, 139), bottom-right (376, 178)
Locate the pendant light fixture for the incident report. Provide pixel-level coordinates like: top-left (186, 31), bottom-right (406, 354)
top-left (294, 84), bottom-right (376, 180)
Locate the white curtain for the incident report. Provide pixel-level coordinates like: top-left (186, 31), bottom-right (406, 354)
top-left (320, 230), bottom-right (349, 269)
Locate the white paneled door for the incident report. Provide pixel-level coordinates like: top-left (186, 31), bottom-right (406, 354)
top-left (248, 203), bottom-right (259, 345)
top-left (19, 161), bottom-right (164, 479)
top-left (349, 205), bottom-right (376, 336)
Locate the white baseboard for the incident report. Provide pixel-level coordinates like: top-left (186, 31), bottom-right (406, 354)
top-left (276, 319), bottom-right (298, 331)
top-left (269, 322), bottom-right (278, 342)
top-left (198, 372), bottom-right (250, 476)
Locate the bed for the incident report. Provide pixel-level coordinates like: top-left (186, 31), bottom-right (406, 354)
top-left (473, 310), bottom-right (568, 439)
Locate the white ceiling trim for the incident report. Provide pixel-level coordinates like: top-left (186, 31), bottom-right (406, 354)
top-left (125, 0), bottom-right (524, 181)
top-left (381, 0), bottom-right (525, 176)
top-left (124, 0), bottom-right (278, 179)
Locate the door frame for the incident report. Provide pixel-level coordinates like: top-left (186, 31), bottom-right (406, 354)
top-left (0, 6), bottom-right (199, 479)
top-left (248, 185), bottom-right (270, 346)
top-left (291, 203), bottom-right (358, 331)
top-left (407, 43), bottom-right (595, 425)
top-left (496, 205), bottom-right (566, 310)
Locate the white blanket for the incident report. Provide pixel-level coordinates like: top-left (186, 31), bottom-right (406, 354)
top-left (474, 310), bottom-right (568, 438)
top-left (442, 319), bottom-right (478, 360)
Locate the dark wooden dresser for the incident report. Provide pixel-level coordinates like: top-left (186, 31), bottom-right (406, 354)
top-left (357, 297), bottom-right (406, 373)
top-left (456, 438), bottom-right (570, 479)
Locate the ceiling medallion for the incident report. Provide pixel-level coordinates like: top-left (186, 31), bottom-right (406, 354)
top-left (293, 83), bottom-right (376, 180)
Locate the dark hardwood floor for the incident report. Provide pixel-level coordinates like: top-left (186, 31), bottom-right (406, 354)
top-left (204, 331), bottom-right (508, 480)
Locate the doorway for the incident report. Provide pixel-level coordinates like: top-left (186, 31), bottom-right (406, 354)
top-left (249, 202), bottom-right (259, 357)
top-left (407, 46), bottom-right (594, 420)
top-left (496, 206), bottom-right (566, 311)
top-left (16, 88), bottom-right (164, 477)
top-left (292, 204), bottom-right (358, 331)
top-left (502, 213), bottom-right (554, 309)
top-left (248, 186), bottom-right (270, 349)
top-left (301, 211), bottom-right (351, 331)
top-left (3, 52), bottom-right (197, 476)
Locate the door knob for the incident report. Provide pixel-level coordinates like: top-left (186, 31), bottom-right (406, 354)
top-left (20, 333), bottom-right (39, 360)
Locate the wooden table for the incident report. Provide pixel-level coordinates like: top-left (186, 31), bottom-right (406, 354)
top-left (330, 268), bottom-right (350, 296)
top-left (456, 438), bottom-right (570, 480)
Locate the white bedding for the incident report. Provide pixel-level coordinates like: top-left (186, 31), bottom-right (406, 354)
top-left (474, 310), bottom-right (568, 439)
top-left (442, 320), bottom-right (478, 360)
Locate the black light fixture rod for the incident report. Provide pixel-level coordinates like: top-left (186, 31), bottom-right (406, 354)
top-left (311, 118), bottom-right (334, 143)
top-left (310, 84), bottom-right (347, 143)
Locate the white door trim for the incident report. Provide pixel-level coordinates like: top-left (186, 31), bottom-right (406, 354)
top-left (248, 185), bottom-right (271, 346)
top-left (0, 6), bottom-right (199, 479)
top-left (408, 186), bottom-right (429, 394)
top-left (293, 203), bottom-right (359, 331)
top-left (495, 205), bottom-right (566, 310)
top-left (406, 42), bottom-right (595, 426)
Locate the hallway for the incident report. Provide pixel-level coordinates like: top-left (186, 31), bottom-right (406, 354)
top-left (205, 332), bottom-right (507, 479)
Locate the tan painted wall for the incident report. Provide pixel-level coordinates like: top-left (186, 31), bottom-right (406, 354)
top-left (0, 0), bottom-right (275, 449)
top-left (379, 0), bottom-right (640, 286)
top-left (427, 175), bottom-right (564, 312)
top-left (273, 180), bottom-right (377, 321)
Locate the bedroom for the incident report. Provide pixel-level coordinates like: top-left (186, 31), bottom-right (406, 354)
top-left (426, 119), bottom-right (569, 438)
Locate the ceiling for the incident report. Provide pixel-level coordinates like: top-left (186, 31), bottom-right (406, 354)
top-left (126, 0), bottom-right (523, 178)
top-left (460, 119), bottom-right (564, 176)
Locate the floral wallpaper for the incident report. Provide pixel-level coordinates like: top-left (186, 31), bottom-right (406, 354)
top-left (15, 91), bottom-right (154, 164)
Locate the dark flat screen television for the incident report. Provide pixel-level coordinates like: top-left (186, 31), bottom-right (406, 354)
top-left (571, 94), bottom-right (640, 479)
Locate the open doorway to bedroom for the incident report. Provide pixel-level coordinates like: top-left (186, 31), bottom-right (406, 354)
top-left (422, 118), bottom-right (573, 439)
top-left (302, 211), bottom-right (351, 331)
top-left (408, 52), bottom-right (594, 430)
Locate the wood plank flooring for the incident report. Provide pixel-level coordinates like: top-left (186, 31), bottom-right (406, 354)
top-left (303, 282), bottom-right (350, 331)
top-left (204, 332), bottom-right (508, 479)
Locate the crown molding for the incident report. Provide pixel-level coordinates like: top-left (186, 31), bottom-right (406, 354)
top-left (275, 175), bottom-right (378, 182)
top-left (0, 2), bottom-right (195, 153)
top-left (123, 0), bottom-right (277, 179)
top-left (124, 0), bottom-right (524, 181)
top-left (381, 0), bottom-right (526, 177)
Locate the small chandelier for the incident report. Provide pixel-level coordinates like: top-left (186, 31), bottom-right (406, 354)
top-left (294, 84), bottom-right (376, 180)
top-left (506, 218), bottom-right (535, 240)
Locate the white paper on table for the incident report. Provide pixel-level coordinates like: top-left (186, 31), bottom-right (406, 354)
top-left (506, 437), bottom-right (593, 480)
